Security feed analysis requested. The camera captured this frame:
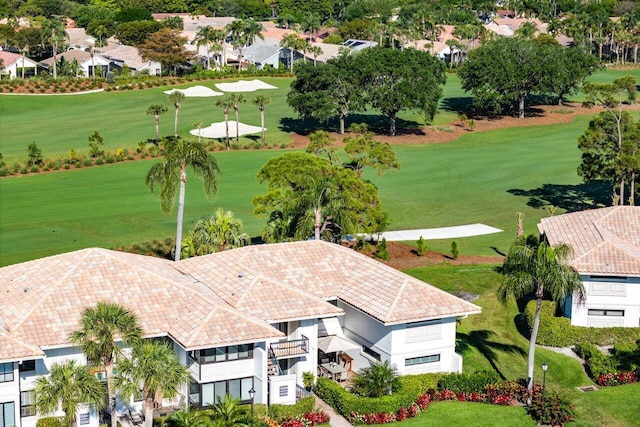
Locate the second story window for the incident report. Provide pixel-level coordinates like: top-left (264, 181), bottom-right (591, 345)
top-left (0, 363), bottom-right (13, 383)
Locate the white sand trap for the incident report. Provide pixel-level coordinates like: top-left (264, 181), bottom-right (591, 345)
top-left (190, 121), bottom-right (264, 138)
top-left (215, 79), bottom-right (277, 92)
top-left (163, 85), bottom-right (223, 97)
top-left (367, 224), bottom-right (503, 241)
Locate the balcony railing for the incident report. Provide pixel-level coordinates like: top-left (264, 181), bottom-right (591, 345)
top-left (270, 335), bottom-right (309, 358)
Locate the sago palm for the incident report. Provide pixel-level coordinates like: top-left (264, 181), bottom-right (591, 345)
top-left (352, 360), bottom-right (401, 398)
top-left (146, 138), bottom-right (220, 261)
top-left (498, 238), bottom-right (585, 393)
top-left (192, 208), bottom-right (249, 254)
top-left (69, 302), bottom-right (143, 427)
top-left (114, 340), bottom-right (190, 427)
top-left (35, 361), bottom-right (105, 427)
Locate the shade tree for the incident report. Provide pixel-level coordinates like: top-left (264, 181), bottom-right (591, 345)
top-left (138, 27), bottom-right (194, 75)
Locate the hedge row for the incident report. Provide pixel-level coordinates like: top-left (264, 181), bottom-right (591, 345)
top-left (523, 301), bottom-right (640, 347)
top-left (268, 396), bottom-right (316, 422)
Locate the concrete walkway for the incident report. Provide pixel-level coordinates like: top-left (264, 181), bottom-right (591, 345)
top-left (314, 395), bottom-right (352, 427)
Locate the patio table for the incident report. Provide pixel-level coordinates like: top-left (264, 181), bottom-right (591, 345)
top-left (321, 362), bottom-right (348, 382)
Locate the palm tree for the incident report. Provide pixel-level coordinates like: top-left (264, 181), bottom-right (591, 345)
top-left (194, 25), bottom-right (216, 70)
top-left (35, 361), bottom-right (105, 427)
top-left (189, 208), bottom-right (249, 256)
top-left (169, 408), bottom-right (212, 427)
top-left (498, 238), bottom-right (585, 394)
top-left (146, 104), bottom-right (168, 144)
top-left (229, 93), bottom-right (246, 144)
top-left (226, 19), bottom-right (264, 70)
top-left (280, 33), bottom-right (304, 72)
top-left (169, 91), bottom-right (186, 139)
top-left (308, 45), bottom-right (323, 66)
top-left (69, 302), bottom-right (143, 427)
top-left (211, 395), bottom-right (249, 427)
top-left (215, 96), bottom-right (235, 149)
top-left (300, 12), bottom-right (321, 41)
top-left (114, 340), bottom-right (190, 427)
top-left (42, 18), bottom-right (69, 79)
top-left (252, 95), bottom-right (270, 146)
top-left (352, 360), bottom-right (401, 398)
top-left (146, 139), bottom-right (220, 261)
top-left (193, 120), bottom-right (204, 144)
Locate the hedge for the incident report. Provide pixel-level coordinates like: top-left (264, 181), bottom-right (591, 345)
top-left (36, 418), bottom-right (63, 427)
top-left (268, 396), bottom-right (315, 421)
top-left (523, 300), bottom-right (640, 347)
top-left (437, 370), bottom-right (501, 393)
top-left (314, 374), bottom-right (440, 417)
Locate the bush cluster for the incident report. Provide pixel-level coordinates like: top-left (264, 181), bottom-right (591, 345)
top-left (437, 370), bottom-right (501, 393)
top-left (523, 301), bottom-right (640, 347)
top-left (527, 393), bottom-right (576, 427)
top-left (268, 396), bottom-right (315, 422)
top-left (36, 418), bottom-right (63, 427)
top-left (573, 342), bottom-right (617, 378)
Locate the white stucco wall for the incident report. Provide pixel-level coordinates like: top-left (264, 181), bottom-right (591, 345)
top-left (569, 275), bottom-right (640, 328)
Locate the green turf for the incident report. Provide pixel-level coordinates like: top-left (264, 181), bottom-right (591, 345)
top-left (403, 264), bottom-right (640, 426)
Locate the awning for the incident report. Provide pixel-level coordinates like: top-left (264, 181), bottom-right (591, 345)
top-left (318, 317), bottom-right (342, 337)
top-left (318, 335), bottom-right (361, 354)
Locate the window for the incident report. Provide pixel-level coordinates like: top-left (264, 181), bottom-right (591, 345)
top-left (19, 360), bottom-right (36, 373)
top-left (20, 391), bottom-right (35, 417)
top-left (405, 354), bottom-right (440, 366)
top-left (193, 344), bottom-right (254, 364)
top-left (200, 377), bottom-right (255, 407)
top-left (362, 345), bottom-right (381, 361)
top-left (405, 320), bottom-right (442, 343)
top-left (0, 402), bottom-right (15, 427)
top-left (588, 309), bottom-right (625, 317)
top-left (0, 364), bottom-right (13, 383)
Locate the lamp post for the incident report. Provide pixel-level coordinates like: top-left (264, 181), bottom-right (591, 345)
top-left (248, 387), bottom-right (255, 426)
top-left (542, 362), bottom-right (549, 401)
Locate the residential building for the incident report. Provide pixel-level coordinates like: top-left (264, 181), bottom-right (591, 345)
top-left (0, 241), bottom-right (480, 427)
top-left (0, 51), bottom-right (38, 79)
top-left (538, 206), bottom-right (640, 327)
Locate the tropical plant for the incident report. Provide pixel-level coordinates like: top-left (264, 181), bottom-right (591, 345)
top-left (352, 360), bottom-right (401, 398)
top-left (498, 237), bottom-right (585, 394)
top-left (280, 33), bottom-right (305, 72)
top-left (210, 395), bottom-right (249, 427)
top-left (168, 408), bottom-right (212, 427)
top-left (114, 340), bottom-right (190, 427)
top-left (194, 25), bottom-right (219, 70)
top-left (69, 302), bottom-right (143, 427)
top-left (168, 91), bottom-right (186, 138)
top-left (147, 104), bottom-right (168, 144)
top-left (251, 95), bottom-right (270, 146)
top-left (215, 96), bottom-right (235, 149)
top-left (42, 18), bottom-right (69, 79)
top-left (229, 94), bottom-right (246, 144)
top-left (34, 361), bottom-right (105, 427)
top-left (181, 208), bottom-right (249, 258)
top-left (146, 139), bottom-right (220, 261)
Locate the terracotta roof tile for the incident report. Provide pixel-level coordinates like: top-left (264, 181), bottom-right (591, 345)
top-left (538, 206), bottom-right (640, 276)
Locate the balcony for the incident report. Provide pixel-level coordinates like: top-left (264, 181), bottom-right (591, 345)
top-left (270, 335), bottom-right (309, 358)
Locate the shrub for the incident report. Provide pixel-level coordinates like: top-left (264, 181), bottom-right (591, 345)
top-left (36, 417), bottom-right (63, 427)
top-left (268, 396), bottom-right (315, 422)
top-left (438, 370), bottom-right (501, 394)
top-left (573, 342), bottom-right (616, 378)
top-left (451, 241), bottom-right (459, 259)
top-left (523, 300), bottom-right (575, 347)
top-left (416, 236), bottom-right (427, 256)
top-left (527, 393), bottom-right (575, 426)
top-left (374, 238), bottom-right (390, 261)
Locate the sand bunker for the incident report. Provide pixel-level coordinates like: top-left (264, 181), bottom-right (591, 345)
top-left (215, 79), bottom-right (277, 92)
top-left (190, 121), bottom-right (264, 138)
top-left (365, 224), bottom-right (503, 241)
top-left (163, 85), bottom-right (223, 97)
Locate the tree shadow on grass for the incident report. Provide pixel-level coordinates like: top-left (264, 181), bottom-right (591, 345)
top-left (456, 330), bottom-right (526, 380)
top-left (279, 114), bottom-right (424, 136)
top-left (440, 96), bottom-right (474, 115)
top-left (508, 181), bottom-right (611, 213)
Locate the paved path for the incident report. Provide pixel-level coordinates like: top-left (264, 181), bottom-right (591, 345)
top-left (314, 395), bottom-right (352, 427)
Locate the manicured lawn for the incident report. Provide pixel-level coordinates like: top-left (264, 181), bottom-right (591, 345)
top-left (403, 264), bottom-right (640, 426)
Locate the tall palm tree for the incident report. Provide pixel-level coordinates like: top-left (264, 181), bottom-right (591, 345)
top-left (211, 395), bottom-right (250, 427)
top-left (215, 96), bottom-right (235, 149)
top-left (193, 120), bottom-right (204, 144)
top-left (300, 12), bottom-right (321, 41)
top-left (229, 93), bottom-right (246, 144)
top-left (146, 139), bottom-right (220, 261)
top-left (114, 340), bottom-right (190, 427)
top-left (42, 18), bottom-right (68, 79)
top-left (69, 302), bottom-right (142, 427)
top-left (308, 45), bottom-right (323, 66)
top-left (280, 33), bottom-right (305, 73)
top-left (146, 104), bottom-right (168, 144)
top-left (498, 238), bottom-right (585, 394)
top-left (252, 95), bottom-right (270, 146)
top-left (169, 91), bottom-right (186, 139)
top-left (189, 208), bottom-right (249, 255)
top-left (35, 361), bottom-right (105, 427)
top-left (194, 25), bottom-right (215, 70)
top-left (352, 360), bottom-right (401, 398)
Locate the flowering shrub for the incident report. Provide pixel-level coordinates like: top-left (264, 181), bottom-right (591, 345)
top-left (596, 371), bottom-right (640, 386)
top-left (527, 393), bottom-right (575, 427)
top-left (280, 411), bottom-right (330, 427)
top-left (415, 393), bottom-right (431, 409)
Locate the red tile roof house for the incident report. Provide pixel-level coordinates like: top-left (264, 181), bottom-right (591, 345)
top-left (0, 50), bottom-right (39, 79)
top-left (538, 206), bottom-right (640, 328)
top-left (0, 241), bottom-right (480, 427)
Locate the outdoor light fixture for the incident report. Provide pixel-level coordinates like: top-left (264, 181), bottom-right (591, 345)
top-left (542, 362), bottom-right (549, 400)
top-left (249, 387), bottom-right (256, 426)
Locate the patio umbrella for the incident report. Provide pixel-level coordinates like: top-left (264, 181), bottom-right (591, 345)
top-left (318, 335), bottom-right (361, 354)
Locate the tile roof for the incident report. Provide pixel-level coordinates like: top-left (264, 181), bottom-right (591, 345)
top-left (176, 241), bottom-right (481, 325)
top-left (0, 241), bottom-right (481, 360)
top-left (538, 206), bottom-right (640, 276)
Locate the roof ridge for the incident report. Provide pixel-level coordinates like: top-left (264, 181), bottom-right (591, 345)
top-left (182, 301), bottom-right (218, 348)
top-left (11, 248), bottom-right (94, 333)
top-left (385, 278), bottom-right (409, 321)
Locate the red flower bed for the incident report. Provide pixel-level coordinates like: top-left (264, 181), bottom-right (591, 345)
top-left (596, 371), bottom-right (640, 386)
top-left (281, 410), bottom-right (330, 427)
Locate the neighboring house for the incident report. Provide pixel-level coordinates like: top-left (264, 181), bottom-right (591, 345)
top-left (0, 50), bottom-right (38, 79)
top-left (41, 50), bottom-right (112, 78)
top-left (0, 240), bottom-right (480, 427)
top-left (66, 28), bottom-right (96, 51)
top-left (97, 43), bottom-right (162, 75)
top-left (238, 44), bottom-right (283, 69)
top-left (538, 206), bottom-right (640, 328)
